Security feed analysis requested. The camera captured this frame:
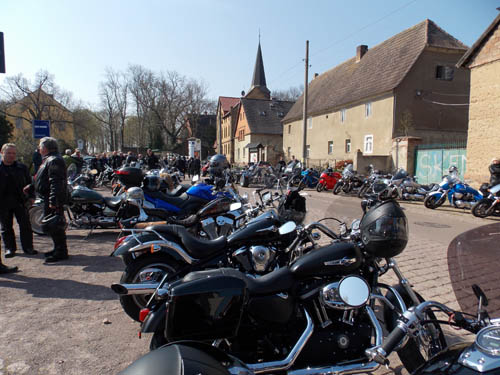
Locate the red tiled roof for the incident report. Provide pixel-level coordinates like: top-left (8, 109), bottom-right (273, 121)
top-left (219, 96), bottom-right (240, 114)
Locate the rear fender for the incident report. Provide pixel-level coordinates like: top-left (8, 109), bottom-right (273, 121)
top-left (428, 190), bottom-right (444, 202)
top-left (141, 302), bottom-right (167, 333)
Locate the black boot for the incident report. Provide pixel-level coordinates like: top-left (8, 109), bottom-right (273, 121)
top-left (0, 263), bottom-right (18, 274)
top-left (44, 249), bottom-right (69, 263)
top-left (44, 249), bottom-right (56, 258)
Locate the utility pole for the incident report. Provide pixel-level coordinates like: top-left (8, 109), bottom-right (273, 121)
top-left (217, 101), bottom-right (222, 154)
top-left (302, 40), bottom-right (309, 166)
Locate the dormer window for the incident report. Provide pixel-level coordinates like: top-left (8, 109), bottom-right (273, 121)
top-left (436, 65), bottom-right (454, 81)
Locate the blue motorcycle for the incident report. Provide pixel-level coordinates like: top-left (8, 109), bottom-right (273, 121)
top-left (424, 172), bottom-right (482, 209)
top-left (296, 168), bottom-right (320, 189)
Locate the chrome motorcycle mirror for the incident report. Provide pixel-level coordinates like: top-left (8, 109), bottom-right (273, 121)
top-left (351, 219), bottom-right (361, 231)
top-left (230, 202), bottom-right (242, 211)
top-left (279, 221), bottom-right (296, 235)
top-left (338, 276), bottom-right (370, 307)
top-left (241, 193), bottom-right (249, 201)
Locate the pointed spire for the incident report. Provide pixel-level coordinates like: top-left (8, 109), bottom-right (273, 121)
top-left (251, 42), bottom-right (268, 90)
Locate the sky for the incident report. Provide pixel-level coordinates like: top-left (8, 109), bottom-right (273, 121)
top-left (0, 0), bottom-right (497, 108)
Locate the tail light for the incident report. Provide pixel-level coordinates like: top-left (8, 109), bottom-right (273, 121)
top-left (114, 235), bottom-right (129, 250)
top-left (115, 170), bottom-right (130, 175)
top-left (139, 308), bottom-right (150, 322)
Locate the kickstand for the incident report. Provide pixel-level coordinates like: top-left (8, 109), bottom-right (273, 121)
top-left (83, 226), bottom-right (96, 240)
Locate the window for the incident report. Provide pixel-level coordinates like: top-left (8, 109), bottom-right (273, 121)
top-left (365, 102), bottom-right (372, 118)
top-left (436, 65), bottom-right (454, 81)
top-left (288, 124), bottom-right (291, 134)
top-left (345, 139), bottom-right (351, 153)
top-left (328, 141), bottom-right (333, 155)
top-left (364, 135), bottom-right (373, 154)
top-left (307, 117), bottom-right (313, 129)
top-left (306, 145), bottom-right (310, 158)
top-left (341, 109), bottom-right (346, 123)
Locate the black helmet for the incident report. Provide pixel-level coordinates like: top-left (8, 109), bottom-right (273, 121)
top-left (143, 175), bottom-right (161, 191)
top-left (41, 213), bottom-right (66, 234)
top-left (359, 200), bottom-right (408, 258)
top-left (208, 154), bottom-right (229, 177)
top-left (449, 165), bottom-right (458, 174)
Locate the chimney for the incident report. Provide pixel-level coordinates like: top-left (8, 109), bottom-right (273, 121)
top-left (314, 73), bottom-right (319, 79)
top-left (356, 45), bottom-right (368, 62)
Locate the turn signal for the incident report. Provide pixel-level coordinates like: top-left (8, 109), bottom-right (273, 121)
top-left (139, 308), bottom-right (150, 322)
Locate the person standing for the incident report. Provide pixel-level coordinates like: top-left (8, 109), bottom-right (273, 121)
top-left (32, 148), bottom-right (42, 175)
top-left (33, 137), bottom-right (69, 263)
top-left (192, 157), bottom-right (201, 176)
top-left (0, 143), bottom-right (37, 260)
top-left (489, 158), bottom-right (500, 187)
top-left (145, 149), bottom-right (159, 170)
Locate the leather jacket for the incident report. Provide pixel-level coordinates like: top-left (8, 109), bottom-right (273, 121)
top-left (0, 161), bottom-right (32, 209)
top-left (35, 152), bottom-right (68, 207)
top-left (489, 163), bottom-right (500, 187)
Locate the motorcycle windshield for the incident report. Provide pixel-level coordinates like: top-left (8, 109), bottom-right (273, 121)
top-left (448, 223), bottom-right (500, 316)
top-left (392, 169), bottom-right (408, 180)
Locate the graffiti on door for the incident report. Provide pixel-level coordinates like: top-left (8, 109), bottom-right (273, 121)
top-left (415, 148), bottom-right (467, 184)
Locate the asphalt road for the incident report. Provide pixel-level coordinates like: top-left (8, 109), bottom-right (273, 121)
top-left (0, 183), bottom-right (498, 374)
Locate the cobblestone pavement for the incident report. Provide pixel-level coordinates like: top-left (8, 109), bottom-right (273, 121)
top-left (0, 185), bottom-right (498, 374)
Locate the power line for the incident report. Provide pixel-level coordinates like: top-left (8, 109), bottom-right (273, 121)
top-left (269, 0), bottom-right (419, 89)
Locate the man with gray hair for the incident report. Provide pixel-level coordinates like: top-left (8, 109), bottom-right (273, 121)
top-left (32, 137), bottom-right (69, 263)
top-left (0, 143), bottom-right (37, 271)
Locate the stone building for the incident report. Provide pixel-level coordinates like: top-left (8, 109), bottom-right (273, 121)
top-left (457, 13), bottom-right (500, 186)
top-left (283, 20), bottom-right (470, 172)
top-left (216, 42), bottom-right (294, 165)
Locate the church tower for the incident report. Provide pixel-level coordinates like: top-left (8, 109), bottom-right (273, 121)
top-left (245, 42), bottom-right (271, 100)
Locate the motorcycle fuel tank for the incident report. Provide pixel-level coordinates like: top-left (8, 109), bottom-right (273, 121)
top-left (227, 213), bottom-right (282, 247)
top-left (290, 242), bottom-right (362, 278)
top-left (71, 186), bottom-right (104, 204)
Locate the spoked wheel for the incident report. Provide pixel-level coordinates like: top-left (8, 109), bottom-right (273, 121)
top-left (424, 195), bottom-right (443, 209)
top-left (316, 183), bottom-right (325, 192)
top-left (333, 182), bottom-right (343, 195)
top-left (357, 184), bottom-right (369, 198)
top-left (472, 201), bottom-right (491, 218)
top-left (119, 255), bottom-right (180, 322)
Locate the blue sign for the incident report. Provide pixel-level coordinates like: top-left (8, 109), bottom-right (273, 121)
top-left (32, 120), bottom-right (50, 139)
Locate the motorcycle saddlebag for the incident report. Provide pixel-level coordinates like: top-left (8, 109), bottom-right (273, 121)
top-left (119, 343), bottom-right (233, 375)
top-left (116, 167), bottom-right (144, 188)
top-left (166, 269), bottom-right (247, 342)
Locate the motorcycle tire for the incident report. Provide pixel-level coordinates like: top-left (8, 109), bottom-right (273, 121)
top-left (29, 205), bottom-right (46, 235)
top-left (471, 200), bottom-right (491, 218)
top-left (384, 285), bottom-right (447, 374)
top-left (424, 195), bottom-right (443, 209)
top-left (333, 182), bottom-right (342, 195)
top-left (316, 183), bottom-right (325, 192)
top-left (265, 175), bottom-right (278, 189)
top-left (357, 184), bottom-right (369, 198)
top-left (241, 175), bottom-right (249, 188)
top-left (119, 254), bottom-right (180, 322)
top-left (150, 324), bottom-right (168, 351)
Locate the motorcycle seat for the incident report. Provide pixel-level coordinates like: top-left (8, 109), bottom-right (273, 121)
top-left (104, 196), bottom-right (123, 209)
top-left (182, 267), bottom-right (294, 296)
top-left (145, 224), bottom-right (227, 258)
top-left (145, 190), bottom-right (190, 207)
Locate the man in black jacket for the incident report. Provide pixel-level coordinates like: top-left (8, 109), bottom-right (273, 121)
top-left (489, 158), bottom-right (500, 188)
top-left (34, 137), bottom-right (69, 263)
top-left (145, 149), bottom-right (159, 170)
top-left (0, 143), bottom-right (37, 263)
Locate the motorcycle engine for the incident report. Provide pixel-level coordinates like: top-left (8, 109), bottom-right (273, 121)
top-left (250, 246), bottom-right (276, 273)
top-left (454, 192), bottom-right (464, 199)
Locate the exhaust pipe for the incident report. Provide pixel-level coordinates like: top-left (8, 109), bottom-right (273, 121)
top-left (111, 283), bottom-right (159, 295)
top-left (287, 361), bottom-right (379, 375)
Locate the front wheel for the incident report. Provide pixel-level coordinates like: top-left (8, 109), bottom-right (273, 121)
top-left (424, 194), bottom-right (443, 209)
top-left (29, 205), bottom-right (46, 235)
top-left (264, 174), bottom-right (278, 189)
top-left (357, 184), bottom-right (369, 198)
top-left (316, 182), bottom-right (325, 192)
top-left (384, 285), bottom-right (447, 374)
top-left (333, 181), bottom-right (343, 195)
top-left (119, 254), bottom-right (181, 322)
top-left (472, 200), bottom-right (492, 218)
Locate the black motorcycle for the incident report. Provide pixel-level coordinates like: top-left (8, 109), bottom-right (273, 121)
top-left (111, 188), bottom-right (307, 322)
top-left (116, 200), bottom-right (446, 375)
top-left (333, 164), bottom-right (364, 195)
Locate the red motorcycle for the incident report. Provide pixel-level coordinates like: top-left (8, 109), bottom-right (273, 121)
top-left (316, 168), bottom-right (342, 192)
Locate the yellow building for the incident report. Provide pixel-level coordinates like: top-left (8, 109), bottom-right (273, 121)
top-left (4, 89), bottom-right (75, 157)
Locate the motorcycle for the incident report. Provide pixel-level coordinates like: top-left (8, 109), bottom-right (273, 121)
top-left (424, 172), bottom-right (483, 209)
top-left (240, 162), bottom-right (278, 188)
top-left (117, 201), bottom-right (445, 374)
top-left (332, 164), bottom-right (364, 195)
top-left (29, 176), bottom-right (160, 235)
top-left (296, 168), bottom-right (320, 190)
top-left (111, 188), bottom-right (307, 322)
top-left (316, 168), bottom-right (342, 192)
top-left (471, 183), bottom-right (500, 218)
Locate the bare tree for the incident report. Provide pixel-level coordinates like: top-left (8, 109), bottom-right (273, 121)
top-left (272, 85), bottom-right (304, 102)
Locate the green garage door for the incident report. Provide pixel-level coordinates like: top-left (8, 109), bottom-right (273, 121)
top-left (414, 145), bottom-right (467, 185)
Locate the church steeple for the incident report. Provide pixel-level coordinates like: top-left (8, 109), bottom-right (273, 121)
top-left (246, 41), bottom-right (271, 99)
